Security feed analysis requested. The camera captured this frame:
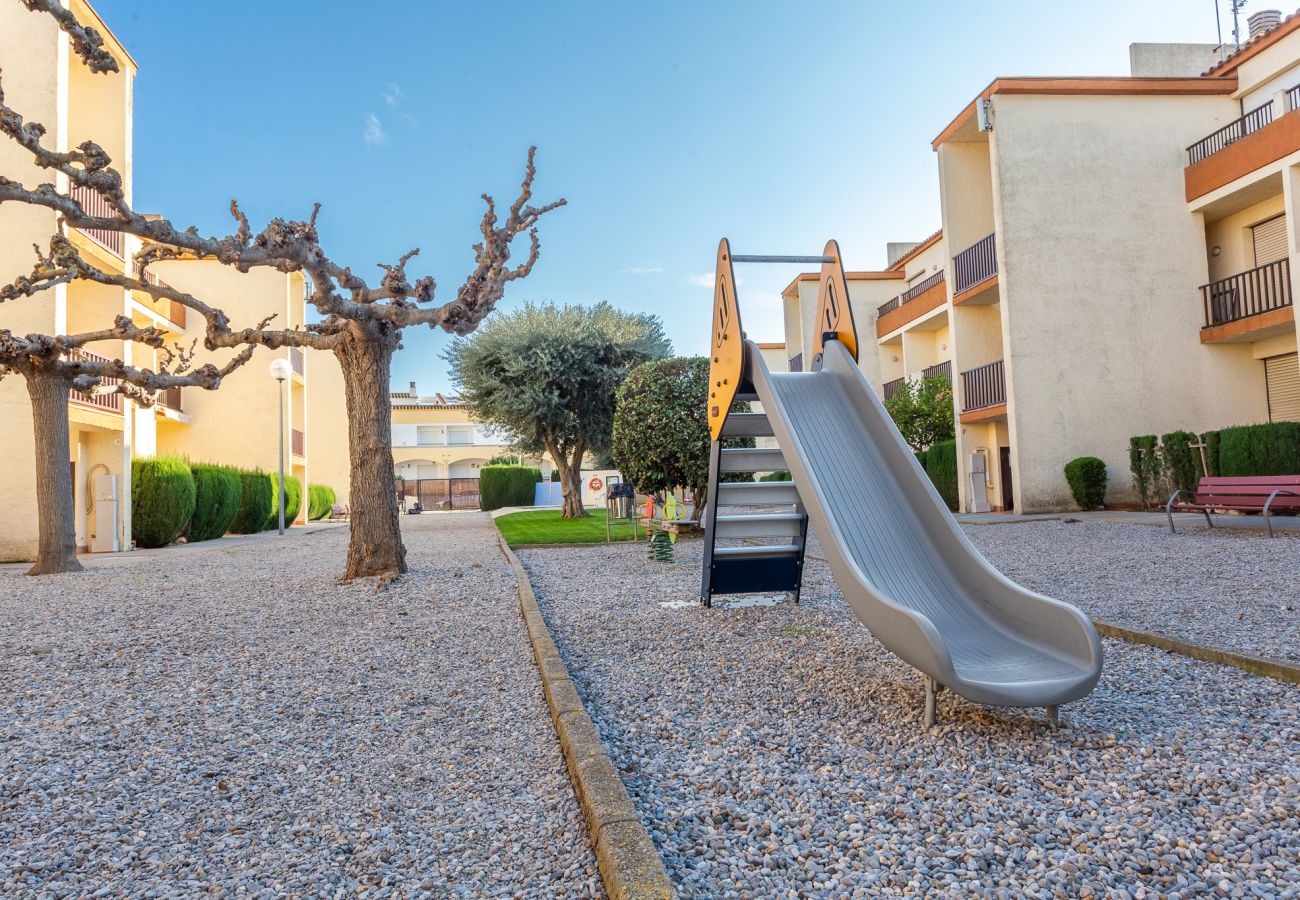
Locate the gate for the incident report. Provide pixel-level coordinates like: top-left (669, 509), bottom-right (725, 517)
top-left (399, 478), bottom-right (481, 511)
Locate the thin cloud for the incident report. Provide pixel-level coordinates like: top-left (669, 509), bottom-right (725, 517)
top-left (363, 112), bottom-right (389, 147)
top-left (381, 82), bottom-right (402, 107)
top-left (400, 111), bottom-right (420, 129)
top-left (621, 264), bottom-right (664, 275)
top-left (685, 274), bottom-right (714, 287)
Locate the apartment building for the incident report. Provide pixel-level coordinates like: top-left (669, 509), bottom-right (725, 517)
top-left (782, 12), bottom-right (1300, 514)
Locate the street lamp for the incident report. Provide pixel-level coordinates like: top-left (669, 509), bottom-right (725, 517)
top-left (268, 357), bottom-right (293, 535)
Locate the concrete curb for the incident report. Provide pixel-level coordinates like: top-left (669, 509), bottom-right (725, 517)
top-left (495, 533), bottom-right (677, 900)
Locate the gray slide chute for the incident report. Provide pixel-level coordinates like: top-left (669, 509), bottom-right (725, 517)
top-left (749, 338), bottom-right (1103, 714)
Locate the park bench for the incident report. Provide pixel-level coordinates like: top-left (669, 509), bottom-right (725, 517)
top-left (328, 504), bottom-right (350, 521)
top-left (1165, 475), bottom-right (1300, 537)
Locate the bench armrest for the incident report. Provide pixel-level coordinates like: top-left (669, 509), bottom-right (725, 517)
top-left (1263, 489), bottom-right (1300, 538)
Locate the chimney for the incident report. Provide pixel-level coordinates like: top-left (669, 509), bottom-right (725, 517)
top-left (1249, 10), bottom-right (1283, 39)
top-left (409, 380), bottom-right (417, 396)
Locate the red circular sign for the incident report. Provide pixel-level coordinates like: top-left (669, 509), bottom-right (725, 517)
top-left (588, 476), bottom-right (604, 491)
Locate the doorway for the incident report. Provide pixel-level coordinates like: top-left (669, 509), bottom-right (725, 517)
top-left (998, 447), bottom-right (1014, 512)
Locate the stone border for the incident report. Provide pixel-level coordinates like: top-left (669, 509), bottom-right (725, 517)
top-left (496, 533), bottom-right (677, 900)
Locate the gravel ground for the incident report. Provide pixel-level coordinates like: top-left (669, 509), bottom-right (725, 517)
top-left (1, 513), bottom-right (601, 898)
top-left (521, 537), bottom-right (1299, 898)
top-left (955, 521), bottom-right (1300, 663)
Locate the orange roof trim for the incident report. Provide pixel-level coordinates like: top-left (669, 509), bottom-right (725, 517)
top-left (781, 270), bottom-right (905, 299)
top-left (932, 76), bottom-right (1239, 150)
top-left (886, 229), bottom-right (943, 272)
top-left (1204, 13), bottom-right (1300, 76)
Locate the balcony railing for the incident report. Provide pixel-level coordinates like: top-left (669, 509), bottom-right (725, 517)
top-left (883, 377), bottom-right (905, 401)
top-left (788, 352), bottom-right (803, 373)
top-left (877, 271), bottom-right (946, 318)
top-left (68, 184), bottom-right (123, 257)
top-left (291, 428), bottom-right (305, 457)
top-left (952, 232), bottom-right (997, 295)
top-left (1201, 257), bottom-right (1293, 328)
top-left (289, 347), bottom-right (304, 377)
top-left (1289, 85), bottom-right (1300, 112)
top-left (1187, 102), bottom-right (1274, 165)
top-left (158, 386), bottom-right (182, 411)
top-left (960, 359), bottom-right (1006, 412)
top-left (921, 360), bottom-right (952, 384)
top-left (67, 348), bottom-right (122, 413)
top-left (131, 261), bottom-right (184, 326)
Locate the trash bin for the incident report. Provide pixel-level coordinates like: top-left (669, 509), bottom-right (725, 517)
top-left (608, 482), bottom-right (635, 519)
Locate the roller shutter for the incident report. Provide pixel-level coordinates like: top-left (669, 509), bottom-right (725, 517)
top-left (1252, 215), bottom-right (1288, 266)
top-left (1265, 352), bottom-right (1300, 422)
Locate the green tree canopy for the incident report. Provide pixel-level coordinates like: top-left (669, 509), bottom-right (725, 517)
top-left (445, 301), bottom-right (670, 516)
top-left (883, 375), bottom-right (955, 452)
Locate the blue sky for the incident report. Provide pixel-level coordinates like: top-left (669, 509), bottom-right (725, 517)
top-left (94, 0), bottom-right (1231, 394)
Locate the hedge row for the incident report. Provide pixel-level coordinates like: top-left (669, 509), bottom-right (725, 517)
top-left (265, 473), bottom-right (303, 529)
top-left (130, 456), bottom-right (336, 546)
top-left (916, 439), bottom-right (958, 511)
top-left (308, 484), bottom-right (337, 520)
top-left (480, 465), bottom-right (541, 511)
top-left (1128, 421), bottom-right (1298, 506)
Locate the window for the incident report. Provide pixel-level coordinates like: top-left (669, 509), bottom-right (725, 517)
top-left (1265, 353), bottom-right (1300, 422)
top-left (1252, 214), bottom-right (1287, 267)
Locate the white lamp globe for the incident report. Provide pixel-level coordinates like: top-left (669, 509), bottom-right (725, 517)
top-left (268, 358), bottom-right (293, 381)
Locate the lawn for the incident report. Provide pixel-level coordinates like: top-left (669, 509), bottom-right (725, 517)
top-left (495, 508), bottom-right (639, 546)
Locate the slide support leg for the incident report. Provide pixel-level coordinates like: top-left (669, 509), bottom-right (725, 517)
top-left (923, 677), bottom-right (938, 729)
top-left (1046, 705), bottom-right (1060, 728)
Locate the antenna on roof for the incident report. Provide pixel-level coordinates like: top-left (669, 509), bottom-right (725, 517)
top-left (1231, 0), bottom-right (1248, 48)
top-left (1215, 0), bottom-right (1226, 60)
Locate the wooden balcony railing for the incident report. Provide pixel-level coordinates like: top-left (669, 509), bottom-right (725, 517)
top-left (960, 359), bottom-right (1005, 412)
top-left (158, 386), bottom-right (182, 411)
top-left (877, 271), bottom-right (946, 318)
top-left (289, 347), bottom-right (305, 377)
top-left (952, 232), bottom-right (997, 295)
top-left (68, 183), bottom-right (123, 257)
top-left (921, 360), bottom-right (952, 384)
top-left (291, 428), bottom-right (305, 457)
top-left (1187, 102), bottom-right (1274, 165)
top-left (67, 348), bottom-right (122, 413)
top-left (1201, 257), bottom-right (1293, 328)
top-left (883, 377), bottom-right (906, 401)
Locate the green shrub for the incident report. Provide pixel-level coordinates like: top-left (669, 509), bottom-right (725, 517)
top-left (264, 474), bottom-right (302, 529)
top-left (187, 464), bottom-right (243, 542)
top-left (760, 470), bottom-right (791, 482)
top-left (1063, 456), bottom-right (1107, 510)
top-left (913, 450), bottom-right (928, 471)
top-left (1160, 430), bottom-right (1199, 496)
top-left (1128, 435), bottom-right (1160, 508)
top-left (924, 439), bottom-right (959, 511)
top-left (550, 470), bottom-right (561, 482)
top-left (480, 465), bottom-right (541, 511)
top-left (131, 456), bottom-right (196, 549)
top-left (1219, 421), bottom-right (1300, 476)
top-left (229, 470), bottom-right (273, 534)
top-left (1201, 430), bottom-right (1221, 477)
top-left (307, 484), bottom-right (337, 520)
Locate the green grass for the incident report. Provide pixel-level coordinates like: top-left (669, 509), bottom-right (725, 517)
top-left (495, 508), bottom-right (639, 546)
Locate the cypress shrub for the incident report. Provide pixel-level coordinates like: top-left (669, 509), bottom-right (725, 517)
top-left (924, 439), bottom-right (959, 511)
top-left (480, 465), bottom-right (541, 510)
top-left (307, 484), bottom-right (336, 520)
top-left (1219, 421), bottom-right (1300, 476)
top-left (1201, 430), bottom-right (1221, 477)
top-left (131, 456), bottom-right (196, 549)
top-left (760, 470), bottom-right (792, 482)
top-left (1128, 435), bottom-right (1159, 508)
top-left (229, 470), bottom-right (273, 534)
top-left (1160, 430), bottom-right (1199, 496)
top-left (913, 450), bottom-right (928, 471)
top-left (187, 464), bottom-right (243, 542)
top-left (265, 474), bottom-right (303, 529)
top-left (550, 470), bottom-right (561, 482)
top-left (1063, 456), bottom-right (1107, 510)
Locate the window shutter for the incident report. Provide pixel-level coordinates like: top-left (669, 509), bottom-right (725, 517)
top-left (1252, 215), bottom-right (1288, 266)
top-left (1265, 352), bottom-right (1300, 422)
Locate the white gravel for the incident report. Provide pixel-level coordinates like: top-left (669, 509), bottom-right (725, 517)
top-left (521, 537), bottom-right (1300, 898)
top-left (0, 513), bottom-right (601, 898)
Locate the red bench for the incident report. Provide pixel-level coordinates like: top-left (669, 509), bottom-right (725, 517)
top-left (1166, 475), bottom-right (1300, 538)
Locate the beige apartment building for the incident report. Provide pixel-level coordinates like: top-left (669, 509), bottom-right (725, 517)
top-left (0, 1), bottom-right (350, 561)
top-left (782, 12), bottom-right (1300, 513)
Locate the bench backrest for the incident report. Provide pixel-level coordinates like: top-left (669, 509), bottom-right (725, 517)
top-left (1194, 475), bottom-right (1300, 509)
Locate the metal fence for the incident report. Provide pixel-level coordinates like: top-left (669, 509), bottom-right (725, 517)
top-left (960, 359), bottom-right (1006, 412)
top-left (1187, 102), bottom-right (1274, 165)
top-left (399, 477), bottom-right (481, 511)
top-left (1201, 257), bottom-right (1293, 328)
top-left (952, 232), bottom-right (997, 295)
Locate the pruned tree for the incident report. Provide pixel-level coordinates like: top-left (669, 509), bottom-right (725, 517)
top-left (445, 302), bottom-right (671, 518)
top-left (1, 0), bottom-right (564, 579)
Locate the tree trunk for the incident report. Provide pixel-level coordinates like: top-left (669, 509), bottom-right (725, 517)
top-left (544, 438), bottom-right (587, 518)
top-left (27, 373), bottom-right (82, 575)
top-left (336, 332), bottom-right (406, 580)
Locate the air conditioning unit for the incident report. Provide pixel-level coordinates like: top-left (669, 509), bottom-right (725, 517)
top-left (967, 452), bottom-right (991, 513)
top-left (90, 473), bottom-right (120, 553)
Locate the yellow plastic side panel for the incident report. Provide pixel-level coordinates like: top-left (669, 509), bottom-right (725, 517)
top-left (707, 238), bottom-right (743, 440)
top-left (811, 239), bottom-right (858, 365)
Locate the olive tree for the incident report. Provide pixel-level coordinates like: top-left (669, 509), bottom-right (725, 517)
top-left (445, 302), bottom-right (670, 518)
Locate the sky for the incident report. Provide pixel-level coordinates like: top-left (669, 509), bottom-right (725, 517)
top-left (92, 0), bottom-right (1236, 395)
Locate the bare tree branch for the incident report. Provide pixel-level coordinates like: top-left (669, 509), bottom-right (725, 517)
top-left (19, 0), bottom-right (119, 73)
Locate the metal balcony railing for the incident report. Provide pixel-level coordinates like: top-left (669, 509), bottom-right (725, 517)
top-left (290, 347), bottom-right (304, 377)
top-left (952, 233), bottom-right (997, 295)
top-left (960, 359), bottom-right (1006, 412)
top-left (877, 271), bottom-right (946, 318)
top-left (921, 360), bottom-right (952, 384)
top-left (1288, 85), bottom-right (1300, 112)
top-left (291, 428), bottom-right (305, 457)
top-left (67, 348), bottom-right (122, 413)
top-left (130, 261), bottom-right (184, 326)
top-left (68, 183), bottom-right (123, 257)
top-left (883, 377), bottom-right (906, 401)
top-left (1187, 102), bottom-right (1274, 165)
top-left (158, 386), bottom-right (182, 411)
top-left (788, 352), bottom-right (803, 373)
top-left (1201, 257), bottom-right (1293, 328)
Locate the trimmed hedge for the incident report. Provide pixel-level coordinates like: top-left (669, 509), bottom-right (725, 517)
top-left (1160, 430), bottom-right (1199, 497)
top-left (1128, 434), bottom-right (1160, 509)
top-left (924, 439), bottom-right (959, 511)
top-left (229, 470), bottom-right (273, 534)
top-left (187, 464), bottom-right (243, 542)
top-left (1063, 456), bottom-right (1107, 510)
top-left (1219, 421), bottom-right (1300, 476)
top-left (481, 465), bottom-right (541, 511)
top-left (760, 470), bottom-right (791, 482)
top-left (131, 456), bottom-right (196, 549)
top-left (1202, 430), bottom-right (1221, 477)
top-left (307, 484), bottom-right (336, 521)
top-left (265, 474), bottom-right (302, 529)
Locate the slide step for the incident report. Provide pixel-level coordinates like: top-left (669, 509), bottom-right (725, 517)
top-left (718, 447), bottom-right (785, 473)
top-left (713, 543), bottom-right (802, 559)
top-left (714, 511), bottom-right (804, 539)
top-left (720, 412), bottom-right (774, 438)
top-left (717, 480), bottom-right (800, 506)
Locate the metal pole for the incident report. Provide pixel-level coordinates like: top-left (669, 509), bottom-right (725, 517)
top-left (278, 380), bottom-right (286, 535)
top-left (730, 254), bottom-right (835, 264)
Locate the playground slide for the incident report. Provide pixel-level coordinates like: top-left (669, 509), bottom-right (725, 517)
top-left (748, 338), bottom-right (1103, 709)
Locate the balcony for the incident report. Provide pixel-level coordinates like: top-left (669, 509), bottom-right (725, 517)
top-left (291, 428), bottom-right (305, 457)
top-left (921, 360), bottom-right (952, 383)
top-left (960, 359), bottom-right (1006, 415)
top-left (883, 377), bottom-right (905, 401)
top-left (131, 261), bottom-right (185, 327)
top-left (290, 347), bottom-right (305, 377)
top-left (158, 386), bottom-right (182, 411)
top-left (1187, 103), bottom-right (1274, 166)
top-left (1185, 93), bottom-right (1300, 200)
top-left (1200, 257), bottom-right (1294, 341)
top-left (877, 271), bottom-right (946, 318)
top-left (788, 352), bottom-right (803, 373)
top-left (952, 233), bottom-right (997, 298)
top-left (68, 184), bottom-right (123, 258)
top-left (67, 348), bottom-right (122, 414)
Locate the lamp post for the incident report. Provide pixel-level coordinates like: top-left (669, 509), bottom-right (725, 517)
top-left (269, 358), bottom-right (293, 535)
